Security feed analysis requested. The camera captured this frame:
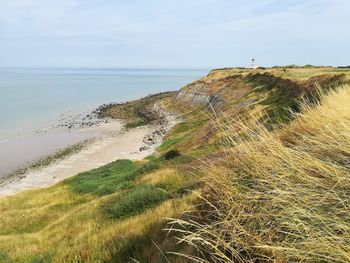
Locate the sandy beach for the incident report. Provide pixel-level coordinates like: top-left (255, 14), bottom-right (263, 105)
top-left (0, 109), bottom-right (178, 197)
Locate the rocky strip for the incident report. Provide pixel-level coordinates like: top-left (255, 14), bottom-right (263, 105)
top-left (50, 110), bottom-right (109, 131)
top-left (139, 103), bottom-right (178, 152)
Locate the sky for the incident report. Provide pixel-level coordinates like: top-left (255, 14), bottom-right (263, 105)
top-left (0, 0), bottom-right (349, 68)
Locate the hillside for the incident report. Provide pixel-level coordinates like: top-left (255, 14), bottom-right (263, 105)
top-left (0, 67), bottom-right (350, 263)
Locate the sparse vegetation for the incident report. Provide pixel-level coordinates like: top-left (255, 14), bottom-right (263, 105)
top-left (98, 92), bottom-right (177, 128)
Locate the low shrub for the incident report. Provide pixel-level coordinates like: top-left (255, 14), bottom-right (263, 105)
top-left (104, 185), bottom-right (171, 220)
top-left (163, 149), bottom-right (181, 160)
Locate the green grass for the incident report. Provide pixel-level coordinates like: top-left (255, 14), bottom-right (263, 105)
top-left (16, 217), bottom-right (51, 235)
top-left (65, 160), bottom-right (137, 196)
top-left (171, 118), bottom-right (207, 135)
top-left (29, 254), bottom-right (53, 263)
top-left (130, 159), bottom-right (162, 179)
top-left (0, 251), bottom-right (11, 263)
top-left (245, 72), bottom-right (301, 125)
top-left (260, 90), bottom-right (299, 125)
top-left (102, 185), bottom-right (171, 220)
top-left (155, 174), bottom-right (194, 194)
top-left (166, 155), bottom-right (194, 165)
top-left (99, 92), bottom-right (176, 129)
top-left (65, 158), bottom-right (163, 196)
top-left (188, 143), bottom-right (219, 158)
top-left (103, 220), bottom-right (187, 263)
top-left (244, 71), bottom-right (349, 126)
top-left (159, 137), bottom-right (184, 151)
top-left (124, 119), bottom-right (150, 129)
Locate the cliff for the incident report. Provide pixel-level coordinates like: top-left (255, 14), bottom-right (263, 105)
top-left (1, 66), bottom-right (350, 263)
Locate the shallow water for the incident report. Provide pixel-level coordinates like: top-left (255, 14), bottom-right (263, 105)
top-left (0, 68), bottom-right (207, 140)
top-left (0, 129), bottom-right (100, 178)
top-left (0, 68), bottom-right (206, 177)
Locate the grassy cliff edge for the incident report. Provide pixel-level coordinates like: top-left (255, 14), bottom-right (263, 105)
top-left (0, 67), bottom-right (350, 263)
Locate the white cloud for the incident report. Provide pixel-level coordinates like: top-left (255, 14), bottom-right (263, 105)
top-left (0, 0), bottom-right (349, 67)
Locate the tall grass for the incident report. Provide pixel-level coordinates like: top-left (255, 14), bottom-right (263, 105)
top-left (0, 160), bottom-right (195, 262)
top-left (169, 85), bottom-right (350, 262)
top-left (0, 185), bottom-right (192, 262)
top-left (103, 184), bottom-right (171, 220)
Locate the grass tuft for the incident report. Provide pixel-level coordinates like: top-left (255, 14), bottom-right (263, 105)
top-left (103, 185), bottom-right (171, 220)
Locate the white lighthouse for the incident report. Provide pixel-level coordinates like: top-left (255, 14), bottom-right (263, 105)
top-left (250, 58), bottom-right (258, 69)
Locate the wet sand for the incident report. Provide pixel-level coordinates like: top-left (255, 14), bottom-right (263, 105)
top-left (0, 111), bottom-right (178, 197)
top-left (0, 129), bottom-right (100, 178)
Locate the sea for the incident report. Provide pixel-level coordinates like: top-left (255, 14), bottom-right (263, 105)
top-left (0, 68), bottom-right (207, 177)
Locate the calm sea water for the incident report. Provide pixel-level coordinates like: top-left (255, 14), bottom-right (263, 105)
top-left (0, 68), bottom-right (207, 140)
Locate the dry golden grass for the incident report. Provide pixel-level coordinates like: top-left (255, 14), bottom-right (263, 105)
top-left (0, 180), bottom-right (194, 262)
top-left (169, 85), bottom-right (350, 262)
top-left (138, 168), bottom-right (184, 187)
top-left (0, 185), bottom-right (93, 236)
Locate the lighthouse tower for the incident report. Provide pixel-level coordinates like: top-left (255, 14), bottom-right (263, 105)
top-left (250, 58), bottom-right (258, 69)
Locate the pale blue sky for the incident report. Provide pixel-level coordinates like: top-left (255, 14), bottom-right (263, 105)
top-left (0, 0), bottom-right (349, 68)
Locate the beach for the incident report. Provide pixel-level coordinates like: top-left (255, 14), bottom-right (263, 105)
top-left (0, 104), bottom-right (178, 197)
top-left (0, 68), bottom-right (202, 197)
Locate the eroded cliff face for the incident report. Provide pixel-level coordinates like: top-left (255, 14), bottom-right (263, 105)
top-left (175, 67), bottom-right (349, 124)
top-left (175, 73), bottom-right (251, 111)
top-left (176, 90), bottom-right (225, 109)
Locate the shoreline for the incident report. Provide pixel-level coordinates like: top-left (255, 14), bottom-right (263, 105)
top-left (0, 139), bottom-right (92, 187)
top-left (0, 128), bottom-right (101, 179)
top-left (0, 102), bottom-right (178, 197)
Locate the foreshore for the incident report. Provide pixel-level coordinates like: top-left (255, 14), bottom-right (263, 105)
top-left (0, 102), bottom-right (178, 197)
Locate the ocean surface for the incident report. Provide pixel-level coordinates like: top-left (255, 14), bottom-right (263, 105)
top-left (0, 68), bottom-right (207, 177)
top-left (0, 68), bottom-right (207, 140)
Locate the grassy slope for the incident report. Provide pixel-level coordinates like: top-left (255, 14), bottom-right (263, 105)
top-left (172, 85), bottom-right (350, 262)
top-left (0, 67), bottom-right (350, 263)
top-left (169, 69), bottom-right (350, 262)
top-left (98, 92), bottom-right (176, 129)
